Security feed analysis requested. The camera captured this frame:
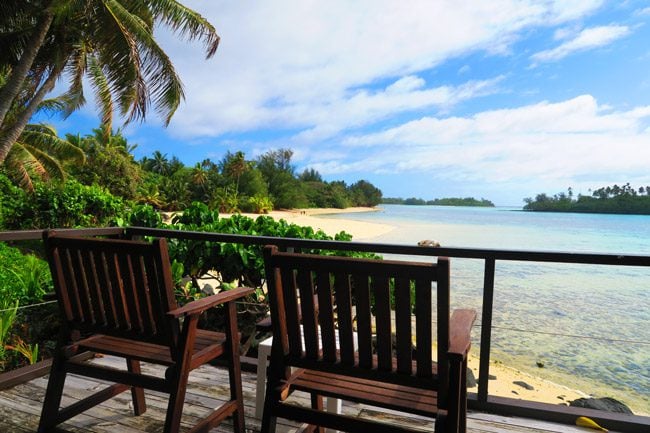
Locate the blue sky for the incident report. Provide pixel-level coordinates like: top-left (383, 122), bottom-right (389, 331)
top-left (44, 1), bottom-right (650, 205)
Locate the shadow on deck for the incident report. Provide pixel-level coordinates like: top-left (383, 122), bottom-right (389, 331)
top-left (0, 355), bottom-right (622, 433)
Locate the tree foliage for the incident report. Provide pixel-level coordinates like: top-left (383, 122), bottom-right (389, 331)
top-left (0, 174), bottom-right (124, 229)
top-left (523, 183), bottom-right (650, 214)
top-left (0, 0), bottom-right (220, 164)
top-left (383, 196), bottom-right (494, 207)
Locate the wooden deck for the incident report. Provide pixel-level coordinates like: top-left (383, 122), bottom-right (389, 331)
top-left (0, 355), bottom-right (619, 433)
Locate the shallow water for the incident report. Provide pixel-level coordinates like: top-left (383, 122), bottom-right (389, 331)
top-left (324, 205), bottom-right (650, 413)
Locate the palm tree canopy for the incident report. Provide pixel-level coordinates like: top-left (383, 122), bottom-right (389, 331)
top-left (0, 0), bottom-right (220, 163)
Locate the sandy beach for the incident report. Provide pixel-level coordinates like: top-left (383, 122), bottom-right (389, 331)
top-left (223, 207), bottom-right (598, 408)
top-left (223, 207), bottom-right (396, 240)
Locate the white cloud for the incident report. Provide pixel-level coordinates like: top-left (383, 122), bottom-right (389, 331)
top-left (327, 95), bottom-right (650, 185)
top-left (634, 7), bottom-right (650, 16)
top-left (157, 0), bottom-right (604, 138)
top-left (531, 25), bottom-right (630, 64)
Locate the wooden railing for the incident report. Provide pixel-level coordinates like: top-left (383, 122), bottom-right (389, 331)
top-left (1, 226), bottom-right (648, 432)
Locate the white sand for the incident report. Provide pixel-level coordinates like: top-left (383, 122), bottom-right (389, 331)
top-left (223, 207), bottom-right (395, 240)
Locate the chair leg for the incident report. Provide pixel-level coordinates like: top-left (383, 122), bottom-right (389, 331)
top-left (164, 365), bottom-right (191, 433)
top-left (225, 302), bottom-right (246, 433)
top-left (164, 315), bottom-right (199, 433)
top-left (460, 361), bottom-right (468, 433)
top-left (37, 350), bottom-right (67, 433)
top-left (126, 358), bottom-right (146, 415)
top-left (310, 394), bottom-right (324, 433)
top-left (260, 397), bottom-right (277, 433)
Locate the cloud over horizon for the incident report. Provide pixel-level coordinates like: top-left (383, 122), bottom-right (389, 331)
top-left (326, 95), bottom-right (650, 184)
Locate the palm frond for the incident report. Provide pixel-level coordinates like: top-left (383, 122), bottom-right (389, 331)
top-left (87, 55), bottom-right (115, 132)
top-left (21, 143), bottom-right (66, 181)
top-left (59, 40), bottom-right (89, 117)
top-left (104, 0), bottom-right (184, 124)
top-left (148, 0), bottom-right (220, 58)
top-left (100, 0), bottom-right (148, 123)
top-left (5, 143), bottom-right (43, 191)
top-left (20, 124), bottom-right (85, 163)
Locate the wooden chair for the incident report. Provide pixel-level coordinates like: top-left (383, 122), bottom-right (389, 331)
top-left (261, 245), bottom-right (477, 433)
top-left (38, 231), bottom-right (253, 433)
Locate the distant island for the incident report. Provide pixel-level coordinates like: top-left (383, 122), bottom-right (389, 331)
top-left (382, 197), bottom-right (495, 207)
top-left (524, 183), bottom-right (650, 214)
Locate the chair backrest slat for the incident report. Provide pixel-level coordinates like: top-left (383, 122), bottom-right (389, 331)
top-left (316, 270), bottom-right (336, 362)
top-left (131, 254), bottom-right (156, 336)
top-left (395, 276), bottom-right (412, 375)
top-left (91, 250), bottom-right (116, 328)
top-left (264, 245), bottom-right (450, 387)
top-left (104, 250), bottom-right (129, 329)
top-left (297, 268), bottom-right (319, 359)
top-left (333, 272), bottom-right (354, 366)
top-left (415, 277), bottom-right (433, 378)
top-left (281, 268), bottom-right (303, 358)
top-left (44, 232), bottom-right (177, 345)
top-left (79, 249), bottom-right (104, 326)
top-left (117, 252), bottom-right (141, 332)
top-left (353, 273), bottom-right (373, 369)
top-left (374, 275), bottom-right (392, 372)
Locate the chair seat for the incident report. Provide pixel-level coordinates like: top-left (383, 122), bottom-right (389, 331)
top-left (75, 329), bottom-right (226, 366)
top-left (288, 369), bottom-right (439, 418)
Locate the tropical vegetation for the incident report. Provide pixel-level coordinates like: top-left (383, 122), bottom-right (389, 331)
top-left (0, 0), bottom-right (220, 164)
top-left (0, 0), bottom-right (386, 373)
top-left (523, 184), bottom-right (650, 214)
top-left (383, 196), bottom-right (494, 207)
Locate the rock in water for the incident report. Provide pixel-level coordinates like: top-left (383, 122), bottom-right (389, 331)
top-left (569, 397), bottom-right (633, 414)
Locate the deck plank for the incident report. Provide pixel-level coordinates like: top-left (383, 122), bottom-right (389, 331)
top-left (0, 355), bottom-right (621, 433)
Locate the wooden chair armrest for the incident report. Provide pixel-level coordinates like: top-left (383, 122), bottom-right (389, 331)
top-left (448, 309), bottom-right (477, 360)
top-left (167, 286), bottom-right (254, 319)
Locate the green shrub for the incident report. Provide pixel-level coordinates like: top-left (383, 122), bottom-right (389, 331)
top-left (125, 204), bottom-right (163, 227)
top-left (2, 179), bottom-right (125, 230)
top-left (0, 243), bottom-right (55, 371)
top-left (0, 243), bottom-right (52, 305)
top-left (0, 171), bottom-right (27, 230)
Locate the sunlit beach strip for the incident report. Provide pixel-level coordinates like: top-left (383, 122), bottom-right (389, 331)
top-left (220, 207), bottom-right (395, 240)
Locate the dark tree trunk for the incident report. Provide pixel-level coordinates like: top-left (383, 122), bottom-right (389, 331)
top-left (0, 64), bottom-right (61, 165)
top-left (0, 10), bottom-right (54, 130)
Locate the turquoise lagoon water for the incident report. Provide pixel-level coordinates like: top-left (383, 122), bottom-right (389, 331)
top-left (323, 205), bottom-right (650, 412)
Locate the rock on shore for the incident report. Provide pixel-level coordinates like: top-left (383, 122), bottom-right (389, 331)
top-left (569, 397), bottom-right (633, 414)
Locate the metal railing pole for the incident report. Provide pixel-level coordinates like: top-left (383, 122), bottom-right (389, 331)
top-left (477, 258), bottom-right (495, 404)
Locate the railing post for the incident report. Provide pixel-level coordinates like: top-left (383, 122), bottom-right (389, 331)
top-left (477, 258), bottom-right (495, 405)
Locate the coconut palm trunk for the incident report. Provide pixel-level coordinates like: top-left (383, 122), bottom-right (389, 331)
top-left (0, 9), bottom-right (54, 133)
top-left (0, 63), bottom-right (62, 164)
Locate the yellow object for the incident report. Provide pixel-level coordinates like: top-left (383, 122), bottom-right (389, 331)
top-left (576, 416), bottom-right (608, 432)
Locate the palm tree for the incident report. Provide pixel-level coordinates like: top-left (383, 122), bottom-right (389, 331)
top-left (5, 123), bottom-right (84, 191)
top-left (223, 151), bottom-right (249, 194)
top-left (0, 0), bottom-right (220, 164)
top-left (147, 150), bottom-right (170, 175)
top-left (191, 162), bottom-right (208, 186)
top-left (89, 128), bottom-right (137, 156)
